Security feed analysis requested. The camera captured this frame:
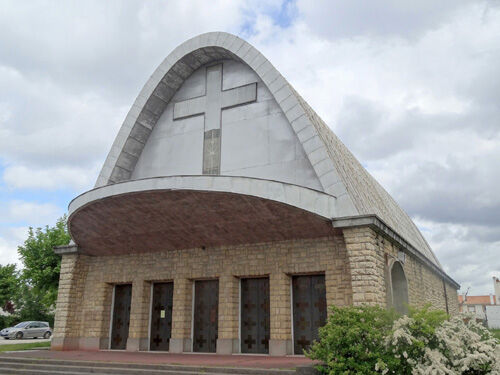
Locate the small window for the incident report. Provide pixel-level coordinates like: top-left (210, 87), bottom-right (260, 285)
top-left (40, 322), bottom-right (48, 327)
top-left (468, 305), bottom-right (476, 313)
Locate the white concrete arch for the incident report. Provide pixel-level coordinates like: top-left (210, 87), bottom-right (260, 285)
top-left (70, 175), bottom-right (337, 220)
top-left (95, 32), bottom-right (356, 216)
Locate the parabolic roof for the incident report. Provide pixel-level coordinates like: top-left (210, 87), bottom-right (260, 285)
top-left (74, 32), bottom-right (441, 269)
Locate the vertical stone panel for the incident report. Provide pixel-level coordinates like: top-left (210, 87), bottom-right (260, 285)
top-left (325, 234), bottom-right (353, 308)
top-left (217, 274), bottom-right (239, 354)
top-left (96, 283), bottom-right (114, 348)
top-left (127, 279), bottom-right (151, 351)
top-left (343, 227), bottom-right (386, 306)
top-left (170, 278), bottom-right (193, 352)
top-left (52, 253), bottom-right (89, 350)
top-left (79, 281), bottom-right (114, 350)
top-left (269, 272), bottom-right (292, 355)
top-left (446, 283), bottom-right (459, 315)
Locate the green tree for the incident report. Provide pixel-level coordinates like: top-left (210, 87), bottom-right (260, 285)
top-left (17, 216), bottom-right (70, 310)
top-left (0, 264), bottom-right (19, 313)
top-left (13, 283), bottom-right (55, 326)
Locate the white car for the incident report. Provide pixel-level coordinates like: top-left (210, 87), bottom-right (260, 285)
top-left (0, 321), bottom-right (52, 339)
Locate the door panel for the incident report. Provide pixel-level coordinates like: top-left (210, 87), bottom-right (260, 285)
top-left (27, 323), bottom-right (38, 338)
top-left (34, 322), bottom-right (44, 337)
top-left (25, 324), bottom-right (35, 338)
top-left (150, 282), bottom-right (174, 351)
top-left (193, 280), bottom-right (219, 353)
top-left (110, 284), bottom-right (132, 350)
top-left (241, 277), bottom-right (270, 354)
top-left (292, 275), bottom-right (327, 354)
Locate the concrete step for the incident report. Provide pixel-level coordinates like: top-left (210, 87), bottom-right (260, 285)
top-left (0, 356), bottom-right (299, 375)
top-left (0, 363), bottom-right (206, 375)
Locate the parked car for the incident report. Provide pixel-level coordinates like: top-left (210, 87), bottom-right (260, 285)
top-left (0, 321), bottom-right (52, 339)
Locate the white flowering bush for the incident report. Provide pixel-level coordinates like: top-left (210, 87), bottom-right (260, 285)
top-left (306, 306), bottom-right (499, 375)
top-left (382, 308), bottom-right (499, 375)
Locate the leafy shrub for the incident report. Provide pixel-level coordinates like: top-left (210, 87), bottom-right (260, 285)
top-left (305, 305), bottom-right (398, 374)
top-left (0, 315), bottom-right (18, 330)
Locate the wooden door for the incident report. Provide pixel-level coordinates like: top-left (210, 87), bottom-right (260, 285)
top-left (150, 282), bottom-right (174, 351)
top-left (292, 275), bottom-right (326, 354)
top-left (241, 277), bottom-right (270, 353)
top-left (110, 284), bottom-right (132, 350)
top-left (193, 280), bottom-right (219, 352)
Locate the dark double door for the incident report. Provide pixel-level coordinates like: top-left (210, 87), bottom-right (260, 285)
top-left (193, 280), bottom-right (219, 352)
top-left (110, 284), bottom-right (132, 350)
top-left (292, 274), bottom-right (327, 354)
top-left (241, 277), bottom-right (270, 353)
top-left (150, 282), bottom-right (174, 351)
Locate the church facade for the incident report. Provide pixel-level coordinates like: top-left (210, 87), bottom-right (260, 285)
top-left (52, 32), bottom-right (459, 355)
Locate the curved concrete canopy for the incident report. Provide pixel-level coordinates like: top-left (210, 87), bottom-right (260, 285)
top-left (68, 176), bottom-right (337, 255)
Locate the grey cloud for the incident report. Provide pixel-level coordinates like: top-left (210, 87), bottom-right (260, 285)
top-left (0, 1), bottom-right (249, 99)
top-left (335, 96), bottom-right (466, 160)
top-left (391, 159), bottom-right (500, 227)
top-left (296, 0), bottom-right (482, 40)
top-left (0, 0), bottom-right (252, 174)
top-left (427, 224), bottom-right (500, 295)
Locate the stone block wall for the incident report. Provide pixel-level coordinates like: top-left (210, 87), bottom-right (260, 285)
top-left (343, 226), bottom-right (458, 314)
top-left (52, 226), bottom-right (458, 353)
top-left (343, 227), bottom-right (386, 306)
top-left (53, 235), bottom-right (352, 353)
top-left (378, 232), bottom-right (458, 314)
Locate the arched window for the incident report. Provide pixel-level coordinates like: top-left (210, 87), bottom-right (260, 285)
top-left (391, 261), bottom-right (409, 315)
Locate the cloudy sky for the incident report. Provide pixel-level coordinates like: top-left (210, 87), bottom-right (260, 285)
top-left (0, 0), bottom-right (499, 295)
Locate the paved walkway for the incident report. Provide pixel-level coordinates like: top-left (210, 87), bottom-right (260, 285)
top-left (1, 350), bottom-right (315, 369)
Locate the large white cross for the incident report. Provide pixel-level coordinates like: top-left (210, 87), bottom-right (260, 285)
top-left (173, 64), bottom-right (257, 175)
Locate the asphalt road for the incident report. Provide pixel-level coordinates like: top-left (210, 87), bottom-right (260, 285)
top-left (0, 338), bottom-right (51, 345)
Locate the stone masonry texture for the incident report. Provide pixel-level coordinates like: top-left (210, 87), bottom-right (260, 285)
top-left (52, 228), bottom-right (458, 352)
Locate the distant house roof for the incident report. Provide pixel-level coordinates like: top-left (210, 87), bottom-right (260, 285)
top-left (459, 295), bottom-right (497, 305)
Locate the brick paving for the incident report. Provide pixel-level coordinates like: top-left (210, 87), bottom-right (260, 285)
top-left (1, 350), bottom-right (314, 369)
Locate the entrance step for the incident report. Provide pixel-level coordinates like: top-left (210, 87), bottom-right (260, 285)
top-left (0, 356), bottom-right (301, 375)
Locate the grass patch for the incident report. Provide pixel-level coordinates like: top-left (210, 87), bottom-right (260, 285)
top-left (491, 329), bottom-right (500, 340)
top-left (0, 341), bottom-right (51, 352)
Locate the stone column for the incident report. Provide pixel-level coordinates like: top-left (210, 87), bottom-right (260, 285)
top-left (217, 274), bottom-right (239, 354)
top-left (51, 245), bottom-right (89, 351)
top-left (126, 280), bottom-right (151, 351)
top-left (269, 272), bottom-right (292, 356)
top-left (325, 235), bottom-right (353, 309)
top-left (78, 281), bottom-right (114, 350)
top-left (170, 278), bottom-right (193, 352)
top-left (343, 227), bottom-right (386, 306)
